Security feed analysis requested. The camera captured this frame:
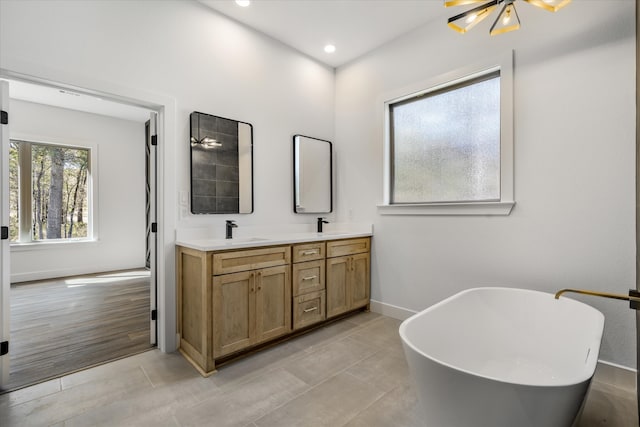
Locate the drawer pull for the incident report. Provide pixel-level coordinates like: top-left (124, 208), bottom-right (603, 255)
top-left (301, 250), bottom-right (319, 255)
top-left (302, 275), bottom-right (318, 281)
top-left (303, 306), bottom-right (318, 313)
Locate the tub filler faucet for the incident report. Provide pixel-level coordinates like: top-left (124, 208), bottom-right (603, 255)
top-left (317, 217), bottom-right (329, 233)
top-left (226, 220), bottom-right (238, 239)
top-left (555, 288), bottom-right (640, 310)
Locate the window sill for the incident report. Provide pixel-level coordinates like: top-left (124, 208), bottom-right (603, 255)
top-left (377, 201), bottom-right (515, 216)
top-left (10, 239), bottom-right (98, 252)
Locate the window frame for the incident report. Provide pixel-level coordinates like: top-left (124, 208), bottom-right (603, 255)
top-left (9, 136), bottom-right (96, 247)
top-left (379, 50), bottom-right (515, 216)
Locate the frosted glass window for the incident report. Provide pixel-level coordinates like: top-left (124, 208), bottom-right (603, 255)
top-left (390, 73), bottom-right (500, 204)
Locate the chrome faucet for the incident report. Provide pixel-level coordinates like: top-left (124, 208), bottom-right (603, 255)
top-left (226, 220), bottom-right (238, 239)
top-left (317, 217), bottom-right (329, 233)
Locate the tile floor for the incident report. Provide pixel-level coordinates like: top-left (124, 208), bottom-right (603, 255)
top-left (0, 312), bottom-right (637, 426)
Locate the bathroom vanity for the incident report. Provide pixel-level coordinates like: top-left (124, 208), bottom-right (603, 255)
top-left (176, 233), bottom-right (371, 376)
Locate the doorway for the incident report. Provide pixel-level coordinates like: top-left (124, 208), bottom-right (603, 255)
top-left (0, 77), bottom-right (159, 392)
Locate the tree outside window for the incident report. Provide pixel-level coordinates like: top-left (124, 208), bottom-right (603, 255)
top-left (9, 140), bottom-right (90, 242)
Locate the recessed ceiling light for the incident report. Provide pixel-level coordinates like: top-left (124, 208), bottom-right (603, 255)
top-left (324, 44), bottom-right (336, 54)
top-left (235, 0), bottom-right (250, 7)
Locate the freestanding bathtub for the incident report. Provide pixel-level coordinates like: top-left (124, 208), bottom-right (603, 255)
top-left (399, 287), bottom-right (605, 427)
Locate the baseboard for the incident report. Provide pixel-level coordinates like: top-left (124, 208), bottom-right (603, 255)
top-left (594, 360), bottom-right (637, 391)
top-left (369, 299), bottom-right (417, 321)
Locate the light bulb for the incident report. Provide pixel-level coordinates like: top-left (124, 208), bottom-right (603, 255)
top-left (465, 13), bottom-right (477, 24)
top-left (235, 0), bottom-right (250, 7)
top-left (502, 8), bottom-right (512, 25)
top-left (324, 44), bottom-right (336, 53)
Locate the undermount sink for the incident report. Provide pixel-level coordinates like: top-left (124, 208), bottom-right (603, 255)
top-left (319, 231), bottom-right (349, 236)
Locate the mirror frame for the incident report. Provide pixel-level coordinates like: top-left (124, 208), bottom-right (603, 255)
top-left (293, 134), bottom-right (333, 214)
top-left (190, 111), bottom-right (254, 214)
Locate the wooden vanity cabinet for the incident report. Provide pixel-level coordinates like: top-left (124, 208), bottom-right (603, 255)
top-left (326, 238), bottom-right (371, 318)
top-left (177, 236), bottom-right (370, 376)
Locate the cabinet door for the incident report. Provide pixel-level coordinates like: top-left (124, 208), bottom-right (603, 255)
top-left (255, 265), bottom-right (291, 344)
top-left (213, 271), bottom-right (256, 358)
top-left (326, 256), bottom-right (350, 318)
top-left (350, 252), bottom-right (370, 309)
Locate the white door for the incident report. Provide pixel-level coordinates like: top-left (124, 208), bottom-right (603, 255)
top-left (0, 80), bottom-right (11, 387)
top-left (149, 112), bottom-right (157, 346)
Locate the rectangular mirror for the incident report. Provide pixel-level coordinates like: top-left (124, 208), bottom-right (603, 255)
top-left (190, 111), bottom-right (253, 214)
top-left (293, 135), bottom-right (332, 213)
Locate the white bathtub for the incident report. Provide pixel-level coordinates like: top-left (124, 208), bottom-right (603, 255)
top-left (399, 287), bottom-right (605, 427)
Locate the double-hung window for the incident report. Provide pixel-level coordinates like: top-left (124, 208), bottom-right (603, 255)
top-left (380, 52), bottom-right (514, 215)
top-left (9, 140), bottom-right (91, 243)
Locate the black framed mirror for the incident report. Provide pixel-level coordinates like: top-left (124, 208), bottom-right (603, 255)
top-left (293, 134), bottom-right (332, 213)
top-left (190, 111), bottom-right (253, 214)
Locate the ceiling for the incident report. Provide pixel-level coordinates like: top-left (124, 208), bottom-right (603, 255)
top-left (199, 0), bottom-right (448, 68)
top-left (3, 79), bottom-right (153, 123)
top-left (4, 1), bottom-right (450, 117)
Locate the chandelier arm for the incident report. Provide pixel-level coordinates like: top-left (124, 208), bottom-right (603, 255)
top-left (447, 0), bottom-right (499, 25)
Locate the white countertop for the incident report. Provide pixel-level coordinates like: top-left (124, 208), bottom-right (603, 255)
top-left (176, 230), bottom-right (372, 252)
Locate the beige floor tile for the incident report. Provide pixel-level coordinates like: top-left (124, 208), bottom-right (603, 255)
top-left (204, 339), bottom-right (307, 392)
top-left (254, 372), bottom-right (385, 427)
top-left (62, 380), bottom-right (197, 427)
top-left (0, 377), bottom-right (61, 409)
top-left (341, 310), bottom-right (382, 326)
top-left (344, 383), bottom-right (423, 427)
top-left (284, 336), bottom-right (379, 386)
top-left (1, 366), bottom-right (152, 426)
top-left (577, 380), bottom-right (638, 426)
top-left (287, 317), bottom-right (365, 353)
top-left (61, 352), bottom-right (153, 390)
top-left (348, 316), bottom-right (403, 351)
top-left (345, 348), bottom-right (410, 393)
top-left (140, 351), bottom-right (206, 388)
top-left (174, 367), bottom-right (309, 427)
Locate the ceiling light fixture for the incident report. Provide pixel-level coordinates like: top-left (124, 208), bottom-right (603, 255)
top-left (324, 44), bottom-right (336, 54)
top-left (445, 0), bottom-right (570, 36)
top-left (235, 0), bottom-right (250, 7)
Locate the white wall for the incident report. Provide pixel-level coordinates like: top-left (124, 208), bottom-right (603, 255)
top-left (0, 0), bottom-right (335, 350)
top-left (334, 1), bottom-right (637, 368)
top-left (9, 100), bottom-right (146, 282)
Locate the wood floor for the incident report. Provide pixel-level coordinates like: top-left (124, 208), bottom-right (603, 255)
top-left (2, 270), bottom-right (152, 393)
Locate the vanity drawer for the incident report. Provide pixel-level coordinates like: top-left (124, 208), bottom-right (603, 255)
top-left (326, 238), bottom-right (370, 258)
top-left (213, 246), bottom-right (291, 275)
top-left (293, 290), bottom-right (326, 330)
top-left (292, 260), bottom-right (325, 296)
top-left (292, 242), bottom-right (326, 263)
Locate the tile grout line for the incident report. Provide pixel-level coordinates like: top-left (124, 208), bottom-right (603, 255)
top-left (337, 380), bottom-right (399, 427)
top-left (140, 364), bottom-right (155, 388)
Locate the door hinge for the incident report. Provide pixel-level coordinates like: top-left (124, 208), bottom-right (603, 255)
top-left (1, 226), bottom-right (8, 240)
top-left (0, 341), bottom-right (8, 356)
top-left (0, 110), bottom-right (7, 125)
top-left (151, 310), bottom-right (157, 321)
top-left (151, 222), bottom-right (157, 233)
top-left (151, 135), bottom-right (158, 146)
